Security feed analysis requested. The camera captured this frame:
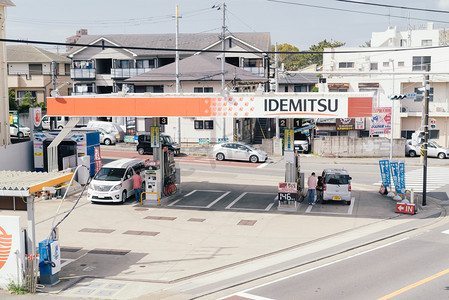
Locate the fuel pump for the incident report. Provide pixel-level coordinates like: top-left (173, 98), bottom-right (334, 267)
top-left (163, 147), bottom-right (178, 196)
top-left (38, 232), bottom-right (61, 285)
top-left (143, 160), bottom-right (161, 202)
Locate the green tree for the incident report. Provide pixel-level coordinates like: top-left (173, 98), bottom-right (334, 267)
top-left (272, 39), bottom-right (346, 70)
top-left (8, 89), bottom-right (18, 111)
top-left (18, 92), bottom-right (46, 113)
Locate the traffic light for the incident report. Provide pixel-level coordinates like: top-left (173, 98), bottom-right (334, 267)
top-left (390, 94), bottom-right (407, 100)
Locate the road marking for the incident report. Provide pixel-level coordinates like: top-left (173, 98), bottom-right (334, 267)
top-left (226, 192), bottom-right (276, 211)
top-left (222, 238), bottom-right (408, 299)
top-left (257, 161), bottom-right (270, 169)
top-left (168, 190), bottom-right (229, 208)
top-left (306, 197), bottom-right (355, 215)
top-left (442, 229), bottom-right (449, 235)
top-left (220, 292), bottom-right (275, 300)
top-left (377, 267), bottom-right (449, 300)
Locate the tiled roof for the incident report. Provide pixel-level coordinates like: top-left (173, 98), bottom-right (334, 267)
top-left (7, 44), bottom-right (70, 63)
top-left (126, 55), bottom-right (266, 82)
top-left (0, 0), bottom-right (15, 6)
top-left (278, 72), bottom-right (319, 84)
top-left (68, 32), bottom-right (271, 56)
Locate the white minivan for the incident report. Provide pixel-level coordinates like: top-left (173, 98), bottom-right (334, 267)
top-left (86, 121), bottom-right (125, 142)
top-left (88, 159), bottom-right (145, 203)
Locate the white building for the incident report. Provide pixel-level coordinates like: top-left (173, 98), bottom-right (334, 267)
top-left (321, 25), bottom-right (449, 147)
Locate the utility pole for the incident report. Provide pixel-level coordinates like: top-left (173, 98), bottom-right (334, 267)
top-left (275, 43), bottom-right (280, 139)
top-left (221, 2), bottom-right (226, 140)
top-left (389, 59), bottom-right (395, 162)
top-left (422, 65), bottom-right (430, 206)
top-left (175, 5), bottom-right (181, 144)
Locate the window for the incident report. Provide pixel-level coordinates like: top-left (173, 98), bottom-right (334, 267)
top-left (401, 130), bottom-right (439, 139)
top-left (329, 88), bottom-right (348, 93)
top-left (383, 61), bottom-right (390, 67)
top-left (204, 120), bottom-right (214, 129)
top-left (294, 85), bottom-right (307, 92)
top-left (29, 64), bottom-right (42, 75)
top-left (135, 85), bottom-right (163, 93)
top-left (244, 58), bottom-right (261, 68)
top-left (114, 60), bottom-right (132, 69)
top-left (194, 120), bottom-right (213, 130)
top-left (136, 59), bottom-right (156, 69)
top-left (414, 87), bottom-right (434, 102)
top-left (338, 62), bottom-right (354, 68)
top-left (17, 91), bottom-right (37, 104)
top-left (398, 61), bottom-right (405, 67)
top-left (64, 64), bottom-right (70, 75)
top-left (400, 39), bottom-right (407, 47)
top-left (370, 63), bottom-right (378, 71)
top-left (194, 87), bottom-right (213, 93)
top-left (421, 40), bottom-right (432, 46)
top-left (194, 120), bottom-right (203, 129)
top-left (412, 56), bottom-right (431, 71)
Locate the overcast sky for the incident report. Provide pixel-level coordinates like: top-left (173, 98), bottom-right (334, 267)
top-left (5, 0), bottom-right (449, 53)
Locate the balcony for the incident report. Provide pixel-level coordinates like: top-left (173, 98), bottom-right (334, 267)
top-left (71, 68), bottom-right (96, 79)
top-left (111, 68), bottom-right (155, 79)
top-left (242, 66), bottom-right (265, 77)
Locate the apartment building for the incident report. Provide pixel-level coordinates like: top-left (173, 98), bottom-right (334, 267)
top-left (322, 43), bottom-right (449, 147)
top-left (67, 32), bottom-right (271, 96)
top-left (7, 44), bottom-right (71, 104)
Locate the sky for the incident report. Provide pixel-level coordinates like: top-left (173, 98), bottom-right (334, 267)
top-left (4, 0), bottom-right (449, 53)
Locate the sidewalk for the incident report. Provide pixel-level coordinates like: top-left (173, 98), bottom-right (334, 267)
top-left (0, 189), bottom-right (443, 299)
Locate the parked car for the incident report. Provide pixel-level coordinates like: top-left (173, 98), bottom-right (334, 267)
top-left (136, 133), bottom-right (181, 156)
top-left (321, 169), bottom-right (352, 205)
top-left (86, 121), bottom-right (125, 142)
top-left (213, 142), bottom-right (268, 163)
top-left (405, 139), bottom-right (449, 159)
top-left (405, 140), bottom-right (419, 157)
top-left (97, 127), bottom-right (117, 145)
top-left (294, 140), bottom-right (309, 153)
top-left (88, 158), bottom-right (145, 203)
top-left (10, 124), bottom-right (30, 138)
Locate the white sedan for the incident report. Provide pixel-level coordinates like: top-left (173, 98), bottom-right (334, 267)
top-left (10, 124), bottom-right (30, 138)
top-left (213, 142), bottom-right (268, 163)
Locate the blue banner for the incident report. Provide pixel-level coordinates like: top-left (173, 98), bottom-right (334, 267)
top-left (379, 159), bottom-right (390, 188)
top-left (398, 161), bottom-right (406, 195)
top-left (390, 161), bottom-right (400, 193)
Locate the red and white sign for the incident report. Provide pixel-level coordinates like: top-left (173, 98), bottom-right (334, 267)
top-left (0, 216), bottom-right (25, 289)
top-left (94, 147), bottom-right (102, 173)
top-left (370, 107), bottom-right (392, 135)
top-left (279, 182), bottom-right (297, 193)
top-left (396, 203), bottom-right (416, 214)
top-left (33, 107), bottom-right (42, 127)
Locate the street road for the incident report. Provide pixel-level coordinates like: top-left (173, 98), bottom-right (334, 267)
top-left (218, 215), bottom-right (449, 300)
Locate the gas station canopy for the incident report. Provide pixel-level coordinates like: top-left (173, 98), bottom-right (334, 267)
top-left (0, 171), bottom-right (73, 197)
top-left (47, 92), bottom-right (374, 118)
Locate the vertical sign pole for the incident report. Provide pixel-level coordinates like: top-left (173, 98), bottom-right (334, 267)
top-left (422, 66), bottom-right (430, 206)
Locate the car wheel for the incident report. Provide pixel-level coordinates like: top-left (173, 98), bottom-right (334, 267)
top-left (345, 200), bottom-right (351, 205)
top-left (249, 155), bottom-right (259, 163)
top-left (104, 138), bottom-right (111, 145)
top-left (122, 190), bottom-right (127, 203)
top-left (216, 153), bottom-right (225, 161)
top-left (58, 126), bottom-right (63, 129)
top-left (138, 148), bottom-right (145, 155)
top-left (409, 150), bottom-right (416, 157)
top-left (322, 200), bottom-right (327, 204)
top-left (17, 132), bottom-right (23, 138)
top-left (438, 152), bottom-right (446, 159)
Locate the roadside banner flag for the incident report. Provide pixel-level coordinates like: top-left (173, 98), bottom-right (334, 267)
top-left (398, 161), bottom-right (406, 195)
top-left (379, 159), bottom-right (390, 188)
top-left (390, 161), bottom-right (401, 195)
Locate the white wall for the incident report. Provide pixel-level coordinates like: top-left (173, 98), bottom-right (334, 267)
top-left (0, 141), bottom-right (34, 171)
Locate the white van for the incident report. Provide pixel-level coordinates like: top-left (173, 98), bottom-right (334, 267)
top-left (88, 159), bottom-right (145, 203)
top-left (86, 121), bottom-right (125, 142)
top-left (42, 115), bottom-right (69, 130)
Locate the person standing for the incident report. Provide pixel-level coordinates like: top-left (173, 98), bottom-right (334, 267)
top-left (132, 170), bottom-right (143, 203)
top-left (307, 172), bottom-right (317, 205)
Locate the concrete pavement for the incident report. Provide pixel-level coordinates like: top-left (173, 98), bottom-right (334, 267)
top-left (0, 187), bottom-right (444, 299)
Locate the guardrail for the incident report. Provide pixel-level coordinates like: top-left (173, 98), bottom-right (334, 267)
top-left (140, 192), bottom-right (160, 206)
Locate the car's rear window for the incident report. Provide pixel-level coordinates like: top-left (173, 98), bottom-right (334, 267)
top-left (325, 174), bottom-right (350, 185)
top-left (94, 167), bottom-right (126, 181)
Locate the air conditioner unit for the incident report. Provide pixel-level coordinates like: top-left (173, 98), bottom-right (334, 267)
top-left (401, 107), bottom-right (408, 112)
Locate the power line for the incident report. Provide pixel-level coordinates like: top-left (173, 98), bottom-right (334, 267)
top-left (3, 37), bottom-right (449, 55)
top-left (333, 0), bottom-right (449, 14)
top-left (266, 0), bottom-right (449, 25)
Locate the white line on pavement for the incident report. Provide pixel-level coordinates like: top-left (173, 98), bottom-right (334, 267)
top-left (207, 191), bottom-right (231, 208)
